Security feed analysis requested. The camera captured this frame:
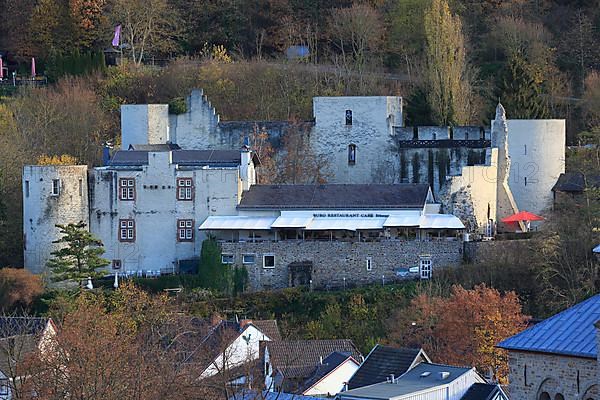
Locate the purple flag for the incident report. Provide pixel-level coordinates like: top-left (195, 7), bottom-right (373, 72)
top-left (31, 57), bottom-right (36, 78)
top-left (112, 25), bottom-right (121, 47)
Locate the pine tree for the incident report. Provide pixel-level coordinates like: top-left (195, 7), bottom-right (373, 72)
top-left (497, 53), bottom-right (549, 119)
top-left (198, 237), bottom-right (231, 292)
top-left (47, 221), bottom-right (109, 284)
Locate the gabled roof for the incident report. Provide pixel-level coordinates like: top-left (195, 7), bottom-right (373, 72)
top-left (300, 352), bottom-right (359, 393)
top-left (497, 294), bottom-right (600, 359)
top-left (461, 383), bottom-right (506, 400)
top-left (347, 345), bottom-right (429, 390)
top-left (267, 340), bottom-right (362, 379)
top-left (251, 320), bottom-right (281, 341)
top-left (340, 363), bottom-right (477, 400)
top-left (109, 149), bottom-right (255, 167)
top-left (238, 184), bottom-right (431, 210)
top-left (0, 317), bottom-right (49, 338)
top-left (552, 172), bottom-right (600, 193)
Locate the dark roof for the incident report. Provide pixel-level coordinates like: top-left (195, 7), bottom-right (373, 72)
top-left (0, 317), bottom-right (51, 374)
top-left (340, 363), bottom-right (475, 400)
top-left (251, 320), bottom-right (281, 341)
top-left (238, 184), bottom-right (430, 210)
top-left (461, 383), bottom-right (505, 400)
top-left (0, 317), bottom-right (49, 338)
top-left (347, 345), bottom-right (426, 390)
top-left (300, 351), bottom-right (358, 393)
top-left (109, 149), bottom-right (247, 167)
top-left (497, 294), bottom-right (600, 359)
top-left (231, 390), bottom-right (324, 400)
top-left (267, 340), bottom-right (362, 379)
top-left (552, 172), bottom-right (600, 193)
top-left (128, 143), bottom-right (181, 151)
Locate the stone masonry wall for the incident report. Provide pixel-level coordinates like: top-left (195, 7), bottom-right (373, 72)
top-left (221, 240), bottom-right (462, 291)
top-left (464, 239), bottom-right (533, 265)
top-left (507, 350), bottom-right (598, 400)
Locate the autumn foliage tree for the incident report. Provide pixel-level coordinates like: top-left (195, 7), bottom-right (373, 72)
top-left (386, 284), bottom-right (529, 383)
top-left (0, 268), bottom-right (44, 312)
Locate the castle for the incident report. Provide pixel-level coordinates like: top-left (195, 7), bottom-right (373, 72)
top-left (22, 90), bottom-right (565, 288)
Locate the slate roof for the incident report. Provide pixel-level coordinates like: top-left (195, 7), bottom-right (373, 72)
top-left (347, 345), bottom-right (427, 390)
top-left (109, 149), bottom-right (248, 167)
top-left (0, 317), bottom-right (51, 374)
top-left (0, 317), bottom-right (49, 338)
top-left (552, 172), bottom-right (600, 193)
top-left (300, 352), bottom-right (359, 393)
top-left (497, 293), bottom-right (600, 359)
top-left (340, 363), bottom-right (476, 400)
top-left (128, 143), bottom-right (181, 151)
top-left (461, 383), bottom-right (505, 400)
top-left (231, 390), bottom-right (324, 400)
top-left (238, 184), bottom-right (431, 210)
top-left (267, 340), bottom-right (362, 379)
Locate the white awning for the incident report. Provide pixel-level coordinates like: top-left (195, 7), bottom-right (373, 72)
top-left (199, 216), bottom-right (276, 230)
top-left (305, 218), bottom-right (386, 231)
top-left (271, 216), bottom-right (313, 228)
top-left (383, 215), bottom-right (422, 227)
top-left (418, 214), bottom-right (465, 229)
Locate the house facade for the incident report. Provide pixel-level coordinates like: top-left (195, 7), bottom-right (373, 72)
top-left (497, 294), bottom-right (600, 400)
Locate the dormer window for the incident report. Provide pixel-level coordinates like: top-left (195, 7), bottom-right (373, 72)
top-left (345, 110), bottom-right (352, 125)
top-left (348, 144), bottom-right (357, 165)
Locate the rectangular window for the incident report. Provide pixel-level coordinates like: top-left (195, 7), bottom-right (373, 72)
top-left (221, 254), bottom-right (234, 264)
top-left (112, 259), bottom-right (122, 269)
top-left (51, 179), bottom-right (60, 196)
top-left (119, 219), bottom-right (135, 242)
top-left (177, 219), bottom-right (194, 242)
top-left (0, 378), bottom-right (8, 395)
top-left (366, 257), bottom-right (372, 271)
top-left (348, 144), bottom-right (356, 165)
top-left (263, 254), bottom-right (275, 269)
top-left (242, 254), bottom-right (256, 264)
top-left (419, 257), bottom-right (432, 280)
top-left (177, 178), bottom-right (194, 201)
top-left (345, 109), bottom-right (352, 125)
top-left (25, 180), bottom-right (30, 198)
top-left (119, 178), bottom-right (135, 201)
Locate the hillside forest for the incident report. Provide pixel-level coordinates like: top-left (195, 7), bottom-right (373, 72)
top-left (0, 0), bottom-right (600, 391)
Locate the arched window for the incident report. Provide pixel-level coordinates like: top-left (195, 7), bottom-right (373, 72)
top-left (539, 392), bottom-right (550, 400)
top-left (345, 110), bottom-right (353, 125)
top-left (554, 394), bottom-right (564, 400)
top-left (348, 144), bottom-right (357, 165)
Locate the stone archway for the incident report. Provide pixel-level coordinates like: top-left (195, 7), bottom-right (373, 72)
top-left (288, 261), bottom-right (313, 287)
top-left (581, 384), bottom-right (599, 400)
top-left (537, 377), bottom-right (564, 400)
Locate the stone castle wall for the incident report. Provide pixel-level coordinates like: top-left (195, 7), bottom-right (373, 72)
top-left (506, 350), bottom-right (598, 400)
top-left (221, 239), bottom-right (463, 291)
top-left (464, 239), bottom-right (533, 265)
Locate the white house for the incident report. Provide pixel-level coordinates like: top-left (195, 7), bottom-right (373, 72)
top-left (338, 363), bottom-right (506, 400)
top-left (0, 317), bottom-right (57, 400)
top-left (301, 352), bottom-right (360, 397)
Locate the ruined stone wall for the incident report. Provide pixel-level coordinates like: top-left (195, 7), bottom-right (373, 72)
top-left (23, 165), bottom-right (89, 274)
top-left (506, 350), bottom-right (598, 400)
top-left (220, 239), bottom-right (463, 291)
top-left (121, 104), bottom-right (170, 149)
top-left (463, 239), bottom-right (533, 265)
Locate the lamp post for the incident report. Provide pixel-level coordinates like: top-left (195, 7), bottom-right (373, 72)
top-left (86, 277), bottom-right (93, 290)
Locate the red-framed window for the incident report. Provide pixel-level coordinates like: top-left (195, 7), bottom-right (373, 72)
top-left (177, 219), bottom-right (194, 241)
top-left (119, 219), bottom-right (135, 242)
top-left (177, 178), bottom-right (194, 201)
top-left (119, 178), bottom-right (135, 201)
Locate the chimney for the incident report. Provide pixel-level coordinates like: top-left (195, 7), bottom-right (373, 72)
top-left (343, 382), bottom-right (348, 392)
top-left (240, 136), bottom-right (255, 191)
top-left (439, 371), bottom-right (450, 380)
top-left (240, 319), bottom-right (252, 329)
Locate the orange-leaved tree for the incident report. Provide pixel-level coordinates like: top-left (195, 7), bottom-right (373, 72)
top-left (0, 268), bottom-right (44, 312)
top-left (386, 284), bottom-right (529, 383)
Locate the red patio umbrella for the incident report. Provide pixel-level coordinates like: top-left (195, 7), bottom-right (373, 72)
top-left (501, 211), bottom-right (544, 223)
